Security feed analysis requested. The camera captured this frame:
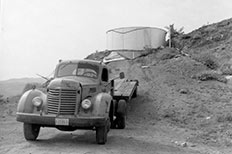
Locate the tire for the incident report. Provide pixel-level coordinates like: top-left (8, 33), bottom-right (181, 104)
top-left (117, 115), bottom-right (126, 129)
top-left (117, 99), bottom-right (127, 116)
top-left (132, 87), bottom-right (137, 98)
top-left (23, 123), bottom-right (40, 141)
top-left (110, 100), bottom-right (116, 129)
top-left (96, 124), bottom-right (108, 144)
top-left (116, 99), bottom-right (127, 129)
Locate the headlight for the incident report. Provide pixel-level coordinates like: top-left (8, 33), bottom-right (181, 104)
top-left (32, 97), bottom-right (43, 107)
top-left (81, 99), bottom-right (92, 110)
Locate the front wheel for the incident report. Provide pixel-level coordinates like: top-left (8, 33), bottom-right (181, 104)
top-left (96, 124), bottom-right (107, 144)
top-left (23, 123), bottom-right (40, 141)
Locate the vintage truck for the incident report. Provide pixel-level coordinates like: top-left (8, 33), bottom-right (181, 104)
top-left (16, 59), bottom-right (138, 144)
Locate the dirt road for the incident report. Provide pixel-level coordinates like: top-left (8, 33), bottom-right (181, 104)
top-left (0, 100), bottom-right (228, 154)
top-left (0, 118), bottom-right (197, 154)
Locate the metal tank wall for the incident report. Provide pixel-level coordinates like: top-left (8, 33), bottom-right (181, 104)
top-left (106, 27), bottom-right (167, 51)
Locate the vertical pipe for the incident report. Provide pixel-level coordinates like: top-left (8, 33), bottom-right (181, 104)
top-left (169, 25), bottom-right (172, 48)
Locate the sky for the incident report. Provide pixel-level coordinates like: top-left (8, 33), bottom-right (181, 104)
top-left (0, 0), bottom-right (232, 81)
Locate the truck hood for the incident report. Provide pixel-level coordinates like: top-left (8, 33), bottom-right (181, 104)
top-left (48, 76), bottom-right (98, 89)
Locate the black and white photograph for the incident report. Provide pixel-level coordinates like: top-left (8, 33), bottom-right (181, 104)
top-left (1, 0), bottom-right (232, 153)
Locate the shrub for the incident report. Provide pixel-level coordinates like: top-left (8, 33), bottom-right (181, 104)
top-left (156, 48), bottom-right (180, 60)
top-left (192, 70), bottom-right (227, 83)
top-left (217, 113), bottom-right (232, 122)
top-left (220, 63), bottom-right (232, 75)
top-left (0, 94), bottom-right (4, 103)
top-left (192, 53), bottom-right (219, 70)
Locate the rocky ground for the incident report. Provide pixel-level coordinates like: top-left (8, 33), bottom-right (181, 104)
top-left (1, 94), bottom-right (230, 154)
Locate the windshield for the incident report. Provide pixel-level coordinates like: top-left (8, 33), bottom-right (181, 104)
top-left (57, 62), bottom-right (99, 79)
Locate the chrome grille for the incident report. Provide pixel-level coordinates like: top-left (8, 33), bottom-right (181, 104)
top-left (47, 88), bottom-right (77, 115)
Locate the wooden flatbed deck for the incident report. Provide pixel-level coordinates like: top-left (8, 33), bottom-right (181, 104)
top-left (113, 79), bottom-right (138, 101)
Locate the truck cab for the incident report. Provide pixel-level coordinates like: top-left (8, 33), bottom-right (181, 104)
top-left (16, 59), bottom-right (117, 144)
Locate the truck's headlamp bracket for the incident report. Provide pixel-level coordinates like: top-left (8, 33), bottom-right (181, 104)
top-left (32, 97), bottom-right (43, 107)
top-left (81, 99), bottom-right (92, 110)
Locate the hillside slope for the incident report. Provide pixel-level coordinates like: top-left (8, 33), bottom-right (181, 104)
top-left (180, 18), bottom-right (232, 72)
top-left (86, 18), bottom-right (232, 147)
top-left (0, 78), bottom-right (44, 97)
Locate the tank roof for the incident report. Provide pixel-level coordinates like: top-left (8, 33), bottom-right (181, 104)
top-left (106, 26), bottom-right (167, 34)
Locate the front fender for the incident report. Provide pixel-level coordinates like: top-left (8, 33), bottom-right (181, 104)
top-left (17, 89), bottom-right (47, 113)
top-left (91, 93), bottom-right (112, 117)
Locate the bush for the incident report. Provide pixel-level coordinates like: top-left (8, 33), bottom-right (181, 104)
top-left (205, 60), bottom-right (219, 70)
top-left (22, 83), bottom-right (40, 94)
top-left (0, 94), bottom-right (4, 103)
top-left (217, 113), bottom-right (232, 122)
top-left (192, 70), bottom-right (227, 83)
top-left (156, 48), bottom-right (180, 60)
top-left (220, 63), bottom-right (232, 75)
top-left (192, 53), bottom-right (219, 69)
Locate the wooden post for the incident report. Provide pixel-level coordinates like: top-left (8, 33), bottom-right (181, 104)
top-left (169, 25), bottom-right (172, 48)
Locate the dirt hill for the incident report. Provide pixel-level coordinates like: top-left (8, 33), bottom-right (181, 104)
top-left (86, 18), bottom-right (232, 147)
top-left (0, 78), bottom-right (44, 97)
top-left (179, 18), bottom-right (232, 73)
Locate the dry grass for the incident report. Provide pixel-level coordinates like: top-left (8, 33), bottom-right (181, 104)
top-left (192, 53), bottom-right (219, 70)
top-left (192, 70), bottom-right (227, 83)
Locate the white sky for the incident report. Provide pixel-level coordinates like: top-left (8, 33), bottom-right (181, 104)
top-left (0, 0), bottom-right (232, 80)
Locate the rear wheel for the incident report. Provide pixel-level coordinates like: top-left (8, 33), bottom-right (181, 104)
top-left (132, 87), bottom-right (137, 98)
top-left (116, 99), bottom-right (127, 129)
top-left (117, 99), bottom-right (127, 116)
top-left (117, 115), bottom-right (126, 129)
top-left (23, 123), bottom-right (40, 141)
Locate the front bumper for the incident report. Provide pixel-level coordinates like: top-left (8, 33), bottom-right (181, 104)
top-left (16, 112), bottom-right (107, 128)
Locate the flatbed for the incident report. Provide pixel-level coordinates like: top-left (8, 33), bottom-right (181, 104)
top-left (113, 79), bottom-right (139, 102)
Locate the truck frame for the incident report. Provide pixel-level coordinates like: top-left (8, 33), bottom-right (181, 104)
top-left (16, 59), bottom-right (138, 144)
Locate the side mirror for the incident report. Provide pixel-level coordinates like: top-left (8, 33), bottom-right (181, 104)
top-left (110, 72), bottom-right (125, 81)
top-left (119, 72), bottom-right (125, 79)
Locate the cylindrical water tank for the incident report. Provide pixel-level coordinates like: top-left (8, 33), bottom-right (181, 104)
top-left (106, 27), bottom-right (167, 51)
